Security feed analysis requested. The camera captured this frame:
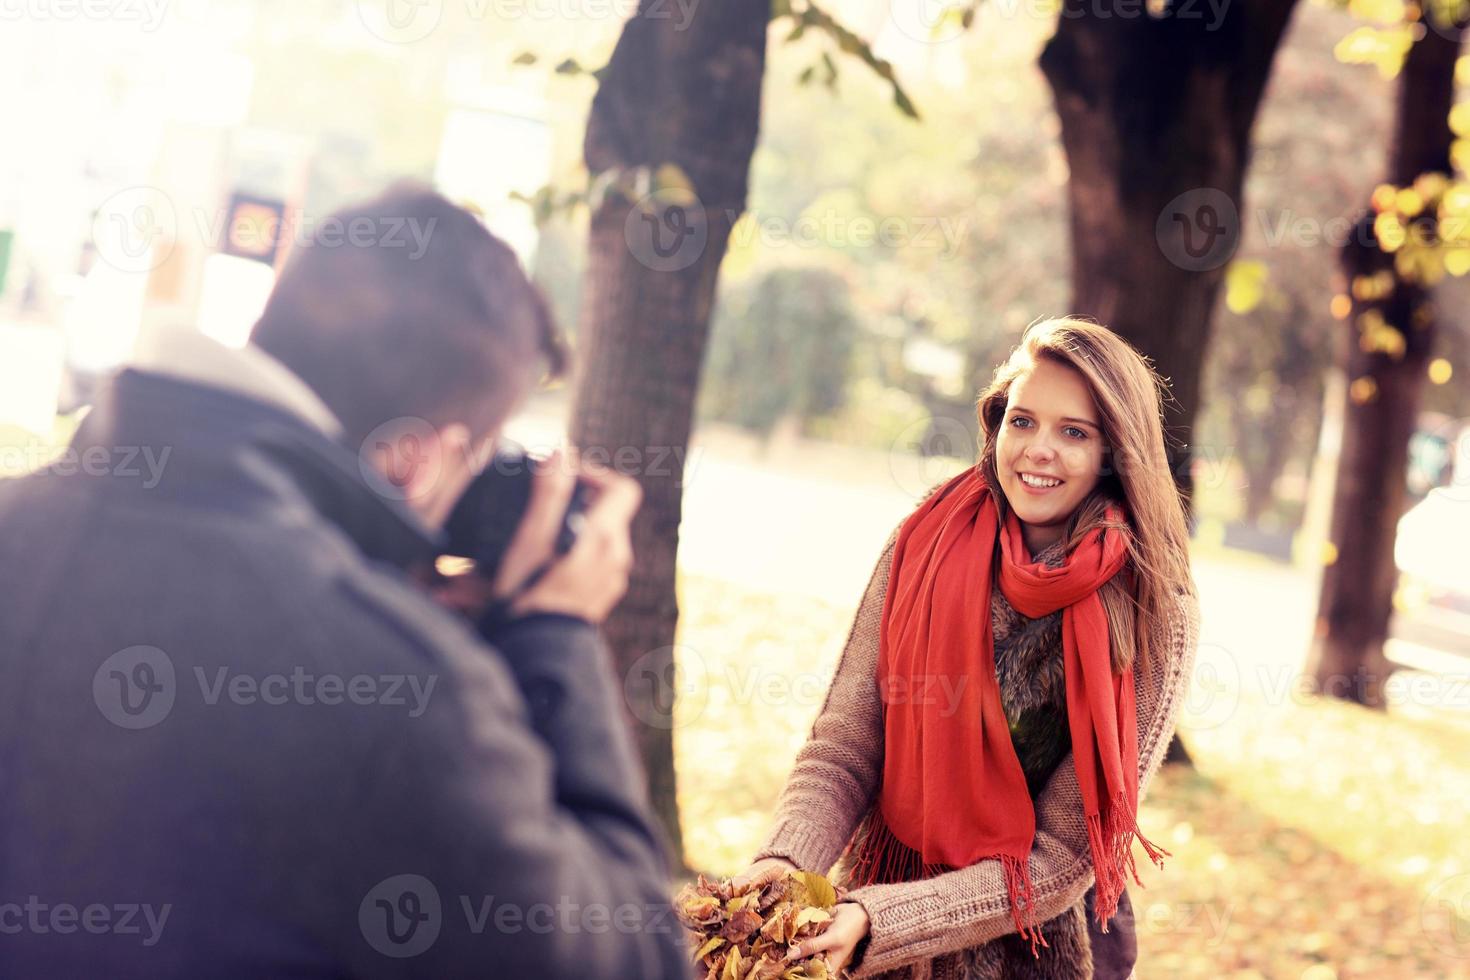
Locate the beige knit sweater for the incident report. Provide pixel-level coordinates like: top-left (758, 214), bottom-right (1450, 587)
top-left (751, 524), bottom-right (1202, 978)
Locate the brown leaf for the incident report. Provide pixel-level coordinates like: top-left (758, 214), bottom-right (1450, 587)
top-left (757, 875), bottom-right (791, 911)
top-left (721, 906), bottom-right (764, 943)
top-left (676, 890), bottom-right (726, 930)
top-left (759, 902), bottom-right (793, 944)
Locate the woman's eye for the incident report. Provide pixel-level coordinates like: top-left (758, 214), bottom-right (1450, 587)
top-left (1009, 417), bottom-right (1087, 439)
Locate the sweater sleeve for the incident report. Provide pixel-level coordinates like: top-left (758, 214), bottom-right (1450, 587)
top-left (842, 588), bottom-right (1202, 977)
top-left (749, 527), bottom-right (899, 874)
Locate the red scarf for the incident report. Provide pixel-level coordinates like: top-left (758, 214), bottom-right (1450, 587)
top-left (845, 468), bottom-right (1168, 956)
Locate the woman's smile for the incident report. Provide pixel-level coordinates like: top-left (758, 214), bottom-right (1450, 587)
top-left (1017, 471), bottom-right (1065, 492)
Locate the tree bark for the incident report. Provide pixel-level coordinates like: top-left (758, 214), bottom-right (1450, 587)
top-left (1039, 0), bottom-right (1301, 510)
top-left (1307, 23), bottom-right (1463, 708)
top-left (571, 0), bottom-right (768, 871)
top-left (1040, 1), bottom-right (1299, 766)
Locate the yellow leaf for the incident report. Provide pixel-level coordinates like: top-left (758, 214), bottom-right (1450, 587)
top-left (722, 944), bottom-right (743, 980)
top-left (727, 892), bottom-right (758, 913)
top-left (694, 936), bottom-right (726, 962)
top-left (794, 906), bottom-right (832, 930)
top-left (789, 959), bottom-right (831, 980)
top-left (787, 870), bottom-right (838, 909)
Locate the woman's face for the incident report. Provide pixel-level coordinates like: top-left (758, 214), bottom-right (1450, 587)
top-left (994, 358), bottom-right (1106, 547)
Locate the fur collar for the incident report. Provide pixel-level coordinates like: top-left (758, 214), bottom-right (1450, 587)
top-left (992, 538), bottom-right (1068, 721)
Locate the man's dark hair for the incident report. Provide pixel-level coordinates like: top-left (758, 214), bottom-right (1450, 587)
top-left (251, 182), bottom-right (568, 448)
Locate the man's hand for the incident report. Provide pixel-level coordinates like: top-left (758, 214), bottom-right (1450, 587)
top-left (493, 449), bottom-right (640, 624)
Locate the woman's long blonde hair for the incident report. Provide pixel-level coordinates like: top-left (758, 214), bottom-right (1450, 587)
top-left (975, 316), bottom-right (1197, 678)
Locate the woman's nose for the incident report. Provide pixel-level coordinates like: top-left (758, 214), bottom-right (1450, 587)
top-left (1025, 442), bottom-right (1057, 464)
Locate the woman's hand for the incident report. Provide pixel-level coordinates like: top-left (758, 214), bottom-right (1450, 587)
top-left (730, 858), bottom-right (869, 974)
top-left (729, 856), bottom-right (798, 893)
top-left (787, 900), bottom-right (870, 975)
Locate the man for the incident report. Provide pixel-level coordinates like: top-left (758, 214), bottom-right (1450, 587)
top-left (0, 184), bottom-right (693, 978)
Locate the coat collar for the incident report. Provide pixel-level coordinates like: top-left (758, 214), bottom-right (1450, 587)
top-left (128, 327), bottom-right (344, 440)
top-left (72, 363), bottom-right (441, 571)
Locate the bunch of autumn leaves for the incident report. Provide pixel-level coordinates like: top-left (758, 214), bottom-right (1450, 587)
top-left (673, 869), bottom-right (845, 980)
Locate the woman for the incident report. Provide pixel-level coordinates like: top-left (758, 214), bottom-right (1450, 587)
top-left (734, 318), bottom-right (1202, 979)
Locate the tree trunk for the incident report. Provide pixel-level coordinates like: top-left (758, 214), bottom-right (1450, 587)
top-left (1040, 1), bottom-right (1299, 766)
top-left (1039, 0), bottom-right (1301, 511)
top-left (571, 0), bottom-right (767, 872)
top-left (1307, 23), bottom-right (1463, 708)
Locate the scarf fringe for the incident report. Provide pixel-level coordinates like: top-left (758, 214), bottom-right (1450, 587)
top-left (1086, 788), bottom-right (1172, 932)
top-left (844, 806), bottom-right (1053, 958)
top-left (1001, 851), bottom-right (1050, 958)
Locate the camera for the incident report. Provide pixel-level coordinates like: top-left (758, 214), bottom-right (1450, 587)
top-left (443, 443), bottom-right (592, 580)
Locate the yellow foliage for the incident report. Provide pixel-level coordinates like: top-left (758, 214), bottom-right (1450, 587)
top-left (1345, 0), bottom-right (1408, 21)
top-left (1450, 103), bottom-right (1470, 138)
top-left (1350, 271), bottom-right (1395, 301)
top-left (1444, 249), bottom-right (1470, 276)
top-left (1452, 138), bottom-right (1470, 174)
top-left (1333, 25), bottom-right (1416, 78)
top-left (1370, 183), bottom-right (1399, 213)
top-left (1373, 212), bottom-right (1407, 252)
top-left (1224, 260), bottom-right (1269, 315)
top-left (1357, 318), bottom-right (1407, 358)
top-left (1412, 171), bottom-right (1449, 202)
